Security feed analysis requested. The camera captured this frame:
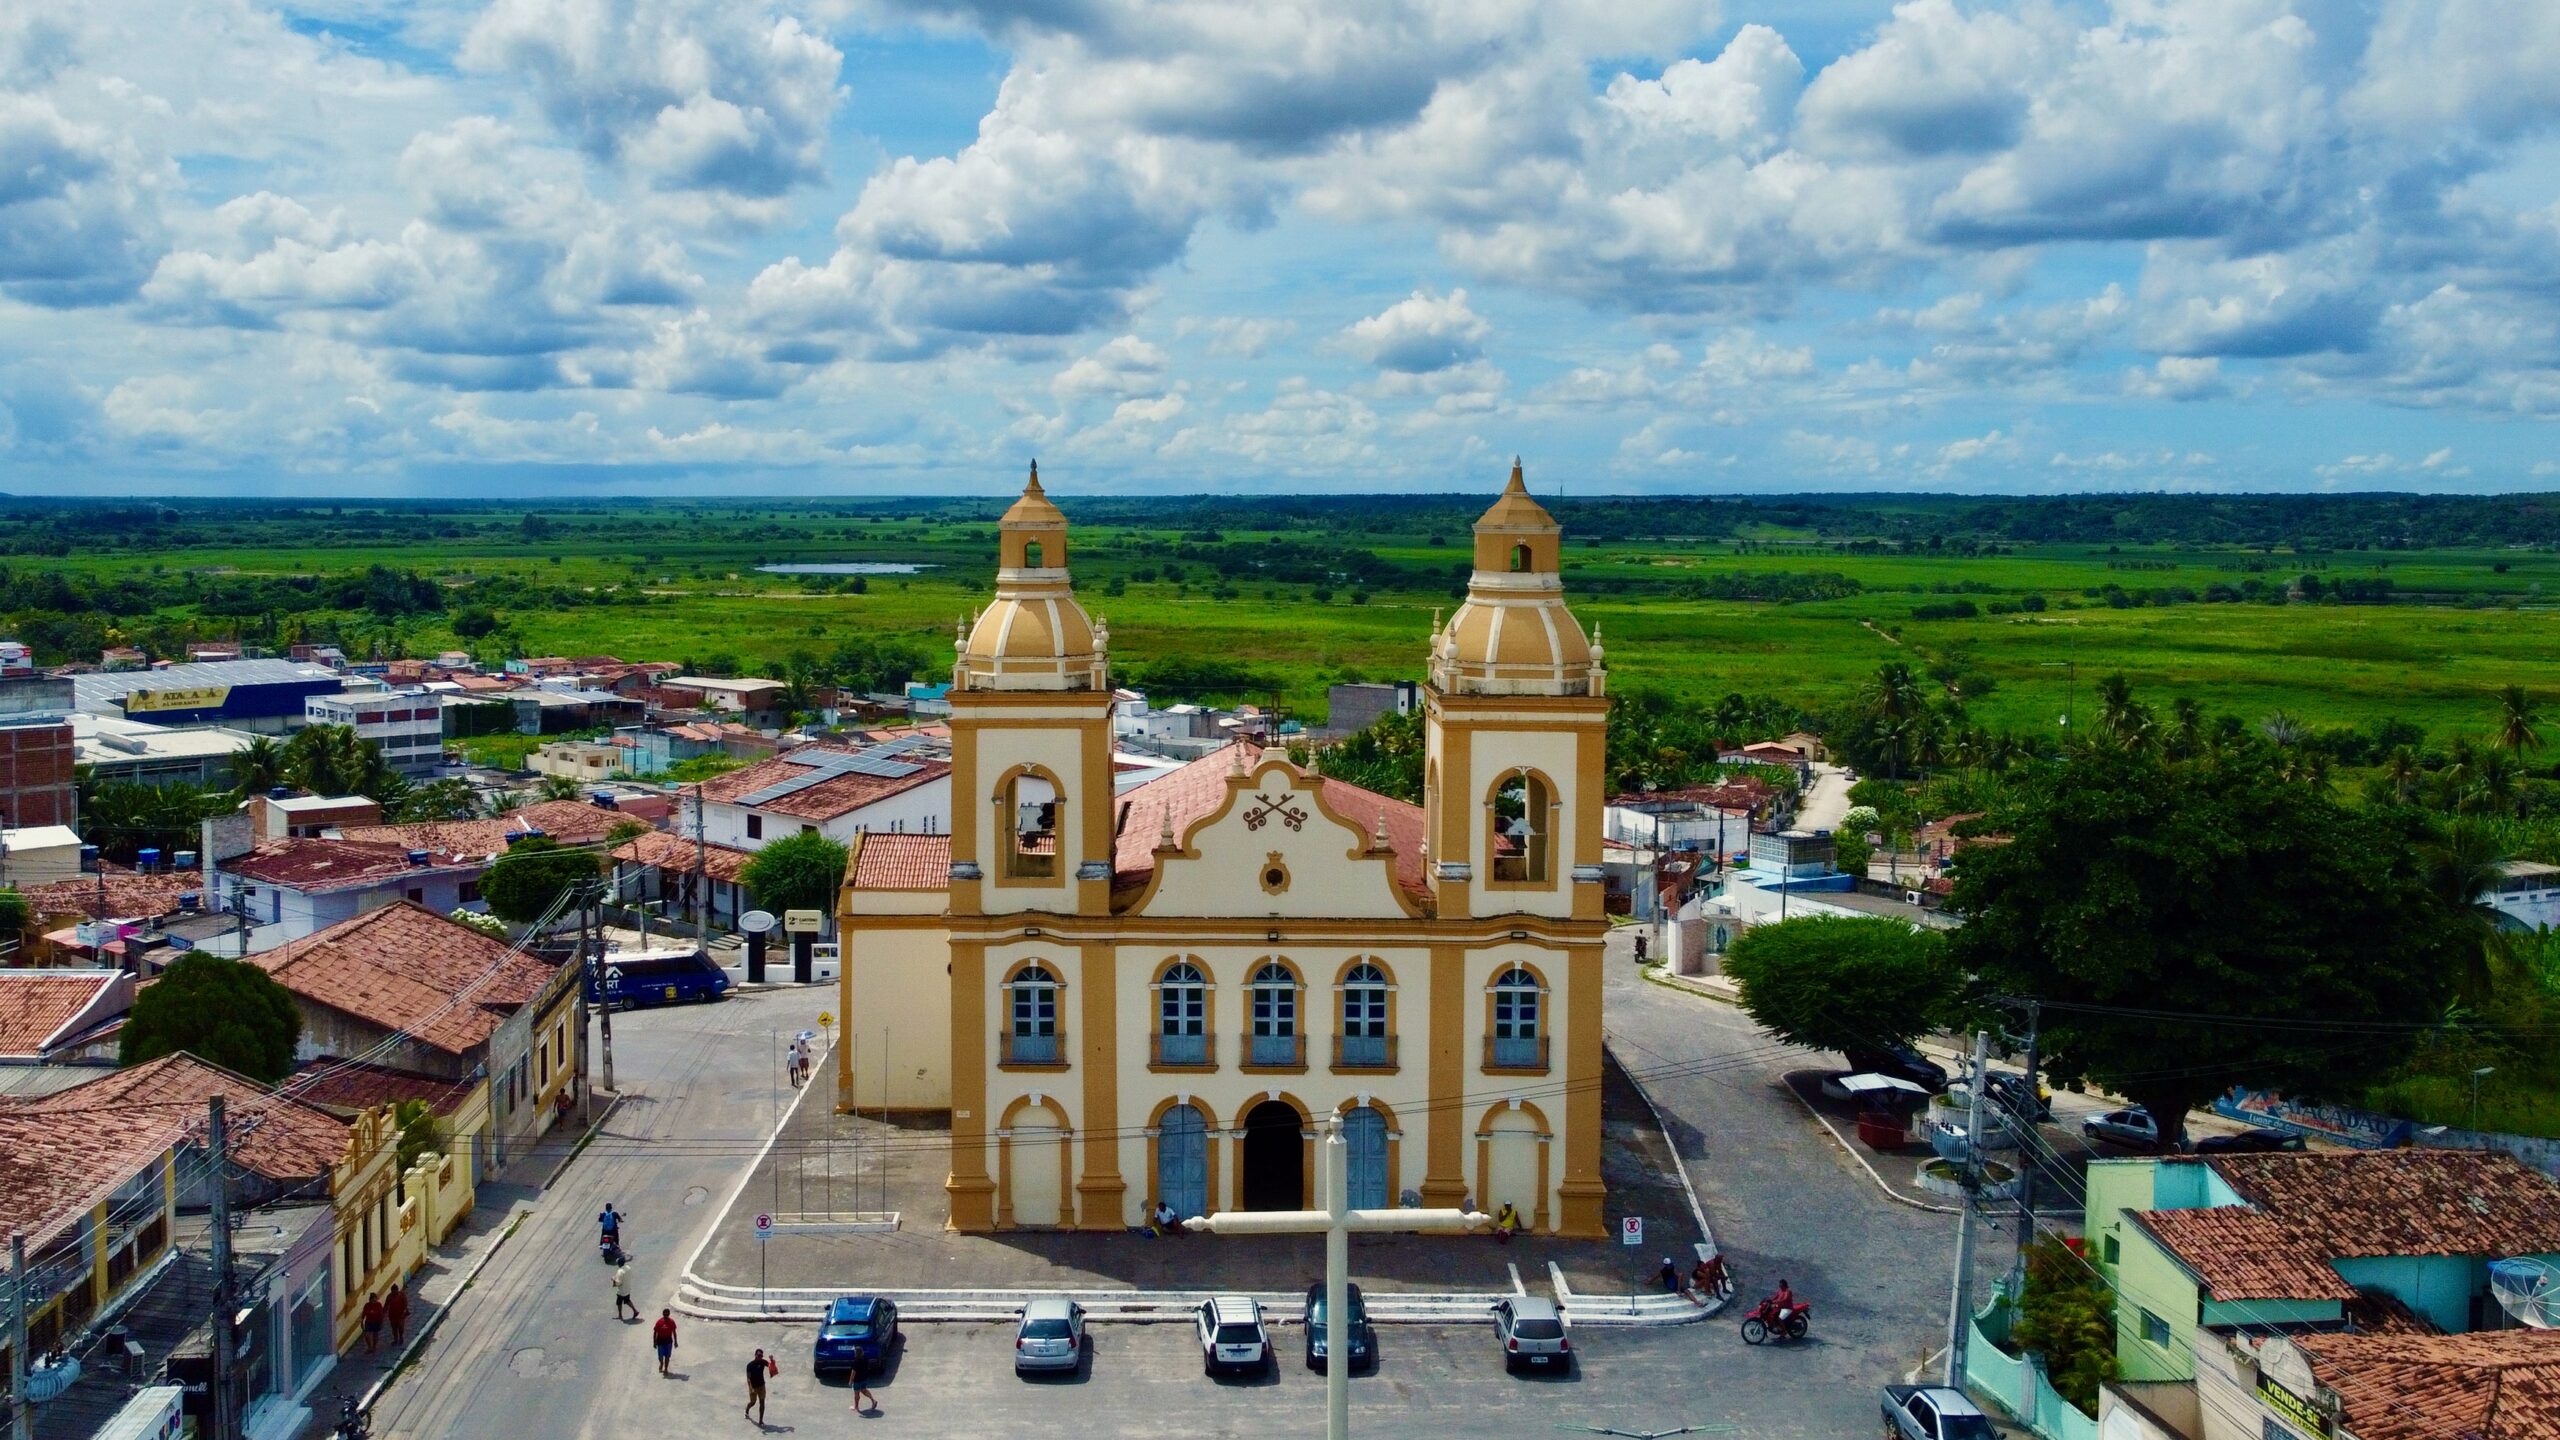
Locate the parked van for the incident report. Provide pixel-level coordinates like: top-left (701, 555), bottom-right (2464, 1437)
top-left (588, 948), bottom-right (732, 1010)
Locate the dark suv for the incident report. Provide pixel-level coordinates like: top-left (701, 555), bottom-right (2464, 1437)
top-left (1304, 1282), bottom-right (1375, 1373)
top-left (1844, 1044), bottom-right (1949, 1095)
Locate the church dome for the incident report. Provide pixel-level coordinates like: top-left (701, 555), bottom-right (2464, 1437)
top-left (1430, 461), bottom-right (1604, 698)
top-left (959, 462), bottom-right (1108, 692)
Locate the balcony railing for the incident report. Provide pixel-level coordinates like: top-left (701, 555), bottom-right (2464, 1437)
top-left (1334, 1033), bottom-right (1395, 1070)
top-left (1001, 1029), bottom-right (1066, 1066)
top-left (1152, 1030), bottom-right (1212, 1068)
top-left (1245, 1032), bottom-right (1303, 1068)
top-left (1485, 1034), bottom-right (1548, 1071)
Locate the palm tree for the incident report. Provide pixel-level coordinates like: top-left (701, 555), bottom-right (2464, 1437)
top-left (2093, 674), bottom-right (2154, 751)
top-left (2383, 745), bottom-right (2422, 804)
top-left (2258, 710), bottom-right (2307, 749)
top-left (232, 735), bottom-right (286, 796)
top-left (2496, 685), bottom-right (2542, 760)
top-left (2468, 748), bottom-right (2522, 818)
top-left (1860, 662), bottom-right (1930, 780)
top-left (2168, 698), bottom-right (2205, 759)
top-left (2423, 821), bottom-right (2511, 1002)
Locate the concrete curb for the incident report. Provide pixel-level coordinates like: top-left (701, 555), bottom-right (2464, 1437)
top-left (356, 1205), bottom-right (530, 1418)
top-left (674, 1033), bottom-right (835, 1290)
top-left (536, 1094), bottom-right (624, 1191)
top-left (1782, 1078), bottom-right (1960, 1216)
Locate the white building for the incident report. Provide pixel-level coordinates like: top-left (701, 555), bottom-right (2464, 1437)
top-left (2488, 860), bottom-right (2560, 931)
top-left (304, 690), bottom-right (446, 775)
top-left (686, 741), bottom-right (954, 851)
top-left (72, 713), bottom-right (261, 788)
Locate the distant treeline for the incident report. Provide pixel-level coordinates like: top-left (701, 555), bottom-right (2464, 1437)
top-left (5, 491), bottom-right (2556, 554)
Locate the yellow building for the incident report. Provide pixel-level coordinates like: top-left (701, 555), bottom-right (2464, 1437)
top-left (840, 462), bottom-right (1612, 1237)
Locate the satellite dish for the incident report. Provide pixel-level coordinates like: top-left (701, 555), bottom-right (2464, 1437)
top-left (739, 909), bottom-right (778, 934)
top-left (2490, 1258), bottom-right (2559, 1328)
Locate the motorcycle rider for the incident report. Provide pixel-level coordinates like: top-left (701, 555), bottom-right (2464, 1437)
top-left (599, 1203), bottom-right (624, 1254)
top-left (1767, 1277), bottom-right (1798, 1325)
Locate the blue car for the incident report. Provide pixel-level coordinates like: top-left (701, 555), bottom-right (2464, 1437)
top-left (813, 1296), bottom-right (898, 1378)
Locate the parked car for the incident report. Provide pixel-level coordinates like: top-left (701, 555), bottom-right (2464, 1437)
top-left (2082, 1107), bottom-right (2161, 1149)
top-left (1978, 1071), bottom-right (2052, 1124)
top-left (1014, 1296), bottom-right (1087, 1376)
top-left (1195, 1295), bottom-right (1271, 1376)
top-left (1492, 1296), bottom-right (1571, 1374)
top-left (1844, 1044), bottom-right (1950, 1096)
top-left (2193, 1126), bottom-right (2307, 1155)
top-left (811, 1296), bottom-right (898, 1379)
top-left (1304, 1282), bottom-right (1375, 1373)
top-left (1883, 1384), bottom-right (1999, 1440)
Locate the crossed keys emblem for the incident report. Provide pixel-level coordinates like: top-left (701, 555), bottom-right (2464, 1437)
top-left (1243, 792), bottom-right (1309, 833)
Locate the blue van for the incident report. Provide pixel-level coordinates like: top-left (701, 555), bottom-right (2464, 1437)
top-left (588, 950), bottom-right (732, 1011)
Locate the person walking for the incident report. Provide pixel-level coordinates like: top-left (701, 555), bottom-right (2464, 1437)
top-left (744, 1347), bottom-right (777, 1425)
top-left (652, 1309), bottom-right (679, 1376)
top-left (848, 1348), bottom-right (878, 1416)
top-left (360, 1293), bottom-right (385, 1354)
top-left (385, 1283), bottom-right (410, 1345)
top-left (613, 1260), bottom-right (639, 1320)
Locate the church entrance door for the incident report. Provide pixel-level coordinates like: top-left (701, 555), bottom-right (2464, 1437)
top-left (1157, 1104), bottom-right (1209, 1218)
top-left (1240, 1101), bottom-right (1303, 1210)
top-left (1344, 1106), bottom-right (1389, 1210)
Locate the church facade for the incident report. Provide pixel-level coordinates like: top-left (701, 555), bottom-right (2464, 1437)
top-left (835, 463), bottom-right (1614, 1236)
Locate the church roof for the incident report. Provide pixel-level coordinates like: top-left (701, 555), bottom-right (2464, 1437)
top-left (1474, 460), bottom-right (1559, 533)
top-left (1109, 744), bottom-right (1430, 906)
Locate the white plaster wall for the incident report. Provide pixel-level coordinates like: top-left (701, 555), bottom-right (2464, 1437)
top-left (1140, 767), bottom-right (1410, 920)
top-left (1457, 728), bottom-right (1584, 920)
top-left (971, 729), bottom-right (1090, 915)
top-left (839, 924), bottom-right (954, 1110)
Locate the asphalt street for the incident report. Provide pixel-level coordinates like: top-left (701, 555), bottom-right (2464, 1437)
top-left (365, 936), bottom-right (1994, 1439)
top-left (365, 985), bottom-right (837, 1440)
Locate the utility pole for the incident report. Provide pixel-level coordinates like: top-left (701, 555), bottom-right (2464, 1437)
top-left (2014, 1000), bottom-right (2042, 1281)
top-left (691, 783), bottom-right (708, 937)
top-left (10, 1230), bottom-right (30, 1440)
top-left (594, 888), bottom-right (615, 1096)
top-left (209, 1096), bottom-right (238, 1440)
top-left (1944, 1030), bottom-right (1989, 1389)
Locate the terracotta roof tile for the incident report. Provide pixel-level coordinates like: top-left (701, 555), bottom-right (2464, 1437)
top-left (848, 833), bottom-right (951, 890)
top-left (2127, 1207), bottom-right (2359, 1301)
top-left (288, 1057), bottom-right (480, 1118)
top-left (2298, 1330), bottom-right (2560, 1440)
top-left (613, 830), bottom-right (753, 885)
top-left (338, 799), bottom-right (630, 860)
top-left (0, 972), bottom-right (127, 1058)
top-left (15, 1054), bottom-right (349, 1184)
top-left (251, 902), bottom-right (560, 1056)
top-left (694, 745), bottom-right (950, 822)
top-left (18, 871), bottom-right (199, 922)
top-left (2207, 1150), bottom-right (2560, 1257)
top-left (1109, 744), bottom-right (1428, 903)
top-left (0, 1107), bottom-right (186, 1249)
top-left (224, 837), bottom-right (477, 893)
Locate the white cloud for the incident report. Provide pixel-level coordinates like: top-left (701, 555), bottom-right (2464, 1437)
top-left (462, 0), bottom-right (843, 200)
top-left (1340, 288), bottom-right (1489, 373)
top-left (2124, 355), bottom-right (2229, 401)
top-left (1052, 334), bottom-right (1169, 399)
top-left (0, 94), bottom-right (163, 306)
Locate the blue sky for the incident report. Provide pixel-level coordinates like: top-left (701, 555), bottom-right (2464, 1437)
top-left (2, 0), bottom-right (2556, 497)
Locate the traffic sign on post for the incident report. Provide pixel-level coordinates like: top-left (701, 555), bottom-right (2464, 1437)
top-left (754, 1212), bottom-right (774, 1241)
top-left (1621, 1216), bottom-right (1643, 1247)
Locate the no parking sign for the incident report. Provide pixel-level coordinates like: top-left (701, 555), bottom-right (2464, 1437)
top-left (1621, 1216), bottom-right (1643, 1247)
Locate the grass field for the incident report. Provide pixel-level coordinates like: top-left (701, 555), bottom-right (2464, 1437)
top-left (20, 499), bottom-right (2560, 742)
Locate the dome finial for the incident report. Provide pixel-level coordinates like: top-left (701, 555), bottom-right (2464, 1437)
top-left (1026, 458), bottom-right (1043, 494)
top-left (1507, 457), bottom-right (1526, 492)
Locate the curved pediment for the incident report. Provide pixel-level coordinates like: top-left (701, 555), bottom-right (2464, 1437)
top-left (1126, 757), bottom-right (1423, 919)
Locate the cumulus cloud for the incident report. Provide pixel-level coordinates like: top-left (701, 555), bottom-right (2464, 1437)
top-left (0, 94), bottom-right (163, 306)
top-left (1340, 288), bottom-right (1489, 372)
top-left (2124, 355), bottom-right (2228, 401)
top-left (1052, 334), bottom-right (1170, 399)
top-left (463, 0), bottom-right (843, 199)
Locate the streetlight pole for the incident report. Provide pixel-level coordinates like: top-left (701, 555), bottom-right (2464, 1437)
top-left (1185, 1116), bottom-right (1488, 1440)
top-left (2472, 1066), bottom-right (2495, 1131)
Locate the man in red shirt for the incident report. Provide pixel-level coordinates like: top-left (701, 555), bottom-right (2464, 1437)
top-left (651, 1309), bottom-right (678, 1376)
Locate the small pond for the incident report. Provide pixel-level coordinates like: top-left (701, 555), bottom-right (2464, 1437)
top-left (756, 562), bottom-right (938, 575)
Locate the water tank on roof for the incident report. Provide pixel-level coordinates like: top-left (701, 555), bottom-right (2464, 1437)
top-left (80, 845), bottom-right (101, 874)
top-left (268, 786), bottom-right (292, 800)
top-left (179, 892), bottom-right (199, 913)
top-left (136, 848), bottom-right (162, 871)
top-left (591, 792), bottom-right (618, 809)
top-left (174, 850), bottom-right (197, 869)
top-left (406, 849), bottom-right (431, 866)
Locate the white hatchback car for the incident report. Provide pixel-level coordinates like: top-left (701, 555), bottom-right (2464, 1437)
top-left (1195, 1295), bottom-right (1270, 1376)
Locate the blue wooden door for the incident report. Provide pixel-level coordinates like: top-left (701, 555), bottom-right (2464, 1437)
top-left (1158, 1104), bottom-right (1209, 1217)
top-left (1345, 1107), bottom-right (1389, 1210)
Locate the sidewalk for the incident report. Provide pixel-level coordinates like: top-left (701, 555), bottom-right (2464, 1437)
top-left (293, 1093), bottom-right (619, 1437)
top-left (682, 1049), bottom-right (1717, 1321)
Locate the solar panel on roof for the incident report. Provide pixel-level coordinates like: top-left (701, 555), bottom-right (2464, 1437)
top-left (735, 746), bottom-right (925, 806)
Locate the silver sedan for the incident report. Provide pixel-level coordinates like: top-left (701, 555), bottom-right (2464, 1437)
top-left (1014, 1297), bottom-right (1088, 1376)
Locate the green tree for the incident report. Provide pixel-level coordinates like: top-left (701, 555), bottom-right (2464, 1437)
top-left (1723, 915), bottom-right (1960, 1065)
top-left (536, 774), bottom-right (584, 802)
top-left (2496, 684), bottom-right (2542, 760)
top-left (738, 829), bottom-right (850, 916)
top-left (2011, 1235), bottom-right (2116, 1414)
top-left (0, 888), bottom-right (28, 954)
top-left (480, 837), bottom-right (601, 925)
top-left (1309, 708), bottom-right (1424, 804)
top-left (1949, 745), bottom-right (2463, 1148)
top-left (393, 777), bottom-right (483, 823)
top-left (75, 774), bottom-right (229, 865)
top-left (232, 735), bottom-right (286, 795)
top-left (392, 1097), bottom-right (444, 1171)
top-left (452, 605), bottom-right (501, 641)
top-left (120, 954), bottom-right (301, 1083)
